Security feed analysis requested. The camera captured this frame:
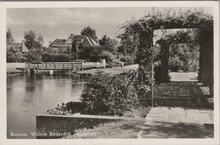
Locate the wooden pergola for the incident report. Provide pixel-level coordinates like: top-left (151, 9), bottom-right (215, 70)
top-left (122, 10), bottom-right (214, 100)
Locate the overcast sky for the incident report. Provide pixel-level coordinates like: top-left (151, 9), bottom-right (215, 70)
top-left (7, 7), bottom-right (212, 46)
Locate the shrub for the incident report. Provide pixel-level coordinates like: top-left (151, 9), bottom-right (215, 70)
top-left (98, 51), bottom-right (114, 63)
top-left (78, 46), bottom-right (101, 62)
top-left (120, 56), bottom-right (135, 65)
top-left (7, 50), bottom-right (18, 62)
top-left (26, 49), bottom-right (43, 63)
top-left (81, 70), bottom-right (147, 116)
top-left (42, 53), bottom-right (78, 62)
top-left (120, 57), bottom-right (126, 62)
top-left (79, 46), bottom-right (114, 63)
top-left (169, 56), bottom-right (183, 72)
top-left (7, 49), bottom-right (28, 63)
top-left (47, 103), bottom-right (68, 115)
top-left (66, 102), bottom-right (87, 113)
top-left (169, 44), bottom-right (199, 72)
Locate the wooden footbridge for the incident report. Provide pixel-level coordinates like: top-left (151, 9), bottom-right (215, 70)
top-left (25, 62), bottom-right (83, 75)
top-left (26, 62), bottom-right (82, 70)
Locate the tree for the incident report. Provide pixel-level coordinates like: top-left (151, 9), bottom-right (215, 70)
top-left (37, 35), bottom-right (44, 45)
top-left (117, 32), bottom-right (138, 57)
top-left (24, 30), bottom-right (37, 50)
top-left (81, 26), bottom-right (98, 41)
top-left (24, 30), bottom-right (44, 62)
top-left (99, 35), bottom-right (118, 52)
top-left (24, 30), bottom-right (43, 50)
top-left (78, 46), bottom-right (101, 62)
top-left (6, 29), bottom-right (14, 45)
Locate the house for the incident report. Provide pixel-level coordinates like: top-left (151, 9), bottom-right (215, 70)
top-left (7, 40), bottom-right (29, 53)
top-left (49, 34), bottom-right (99, 54)
top-left (48, 39), bottom-right (70, 53)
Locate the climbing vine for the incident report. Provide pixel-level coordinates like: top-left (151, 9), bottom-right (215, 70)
top-left (120, 8), bottom-right (213, 91)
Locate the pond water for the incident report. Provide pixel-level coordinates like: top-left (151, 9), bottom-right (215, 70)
top-left (7, 73), bottom-right (88, 139)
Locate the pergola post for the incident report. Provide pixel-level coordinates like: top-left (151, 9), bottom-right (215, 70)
top-left (137, 30), bottom-right (154, 85)
top-left (160, 42), bottom-right (170, 83)
top-left (199, 25), bottom-right (213, 97)
top-left (137, 29), bottom-right (155, 106)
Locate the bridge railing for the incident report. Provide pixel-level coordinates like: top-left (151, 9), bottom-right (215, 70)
top-left (25, 62), bottom-right (82, 70)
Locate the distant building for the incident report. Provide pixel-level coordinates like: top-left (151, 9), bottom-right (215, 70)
top-left (7, 40), bottom-right (29, 53)
top-left (48, 39), bottom-right (69, 53)
top-left (49, 34), bottom-right (99, 54)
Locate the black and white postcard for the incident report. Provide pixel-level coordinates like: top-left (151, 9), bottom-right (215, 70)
top-left (0, 1), bottom-right (219, 145)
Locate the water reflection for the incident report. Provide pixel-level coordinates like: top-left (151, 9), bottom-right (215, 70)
top-left (7, 73), bottom-right (87, 139)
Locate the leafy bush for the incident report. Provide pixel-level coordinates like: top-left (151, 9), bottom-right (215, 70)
top-left (98, 51), bottom-right (114, 63)
top-left (79, 46), bottom-right (114, 63)
top-left (47, 102), bottom-right (88, 115)
top-left (120, 56), bottom-right (134, 65)
top-left (7, 50), bottom-right (18, 62)
top-left (78, 46), bottom-right (101, 62)
top-left (42, 52), bottom-right (78, 62)
top-left (47, 103), bottom-right (68, 115)
top-left (26, 48), bottom-right (43, 63)
top-left (81, 70), bottom-right (148, 116)
top-left (120, 57), bottom-right (126, 62)
top-left (169, 44), bottom-right (199, 72)
top-left (65, 102), bottom-right (87, 113)
top-left (169, 55), bottom-right (184, 72)
top-left (7, 50), bottom-right (27, 62)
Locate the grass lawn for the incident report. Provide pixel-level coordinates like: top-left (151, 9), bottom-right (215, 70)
top-left (65, 107), bottom-right (151, 139)
top-left (78, 64), bottom-right (138, 75)
top-left (65, 118), bottom-right (146, 139)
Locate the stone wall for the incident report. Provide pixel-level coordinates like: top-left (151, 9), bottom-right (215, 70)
top-left (36, 114), bottom-right (123, 139)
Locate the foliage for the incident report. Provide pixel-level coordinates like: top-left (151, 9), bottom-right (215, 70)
top-left (98, 51), bottom-right (114, 63)
top-left (120, 56), bottom-right (134, 65)
top-left (78, 46), bottom-right (101, 62)
top-left (99, 35), bottom-right (118, 52)
top-left (120, 57), bottom-right (126, 62)
top-left (47, 102), bottom-right (87, 115)
top-left (169, 56), bottom-right (184, 72)
top-left (117, 32), bottom-right (138, 56)
top-left (81, 26), bottom-right (98, 41)
top-left (24, 30), bottom-right (44, 62)
top-left (81, 70), bottom-right (149, 116)
top-left (42, 52), bottom-right (78, 62)
top-left (169, 43), bottom-right (199, 72)
top-left (7, 49), bottom-right (27, 62)
top-left (120, 8), bottom-right (213, 86)
top-left (156, 30), bottom-right (197, 72)
top-left (26, 49), bottom-right (42, 63)
top-left (78, 46), bottom-right (113, 63)
top-left (6, 29), bottom-right (14, 45)
top-left (7, 50), bottom-right (17, 62)
top-left (47, 103), bottom-right (68, 115)
top-left (24, 30), bottom-right (43, 50)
